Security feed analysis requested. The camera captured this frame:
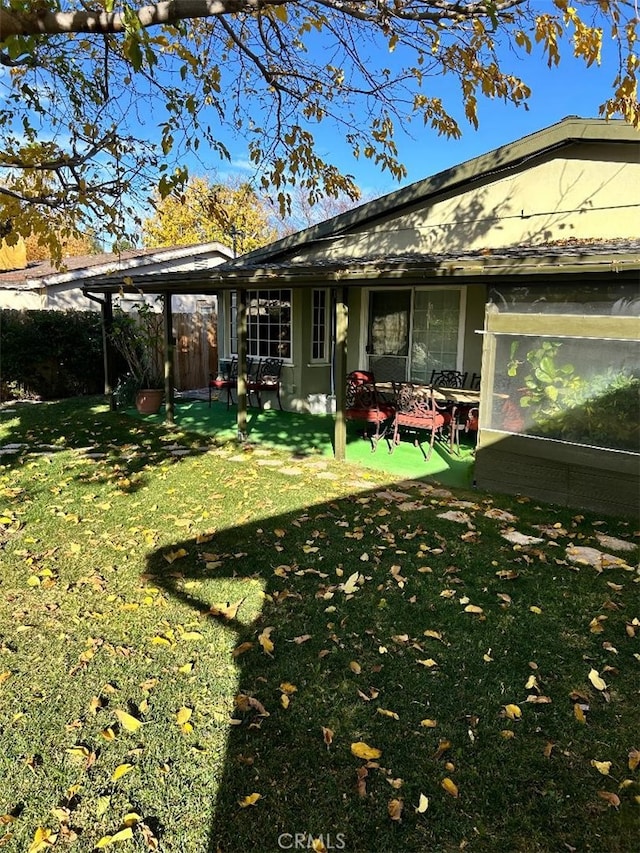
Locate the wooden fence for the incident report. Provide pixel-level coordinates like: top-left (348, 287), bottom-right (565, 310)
top-left (172, 311), bottom-right (218, 391)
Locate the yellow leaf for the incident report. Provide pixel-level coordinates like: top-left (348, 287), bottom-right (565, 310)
top-left (238, 793), bottom-right (261, 808)
top-left (525, 675), bottom-right (538, 690)
top-left (423, 629), bottom-right (443, 641)
top-left (591, 760), bottom-right (612, 775)
top-left (420, 719), bottom-right (437, 728)
top-left (280, 694), bottom-right (290, 709)
top-left (176, 707), bottom-right (192, 726)
top-left (388, 798), bottom-right (403, 821)
top-left (111, 763), bottom-right (134, 781)
top-left (416, 794), bottom-right (429, 813)
top-left (629, 748), bottom-right (640, 771)
top-left (101, 727), bottom-right (116, 741)
top-left (26, 575), bottom-right (41, 587)
top-left (500, 729), bottom-right (515, 739)
top-left (349, 661), bottom-right (361, 675)
top-left (588, 668), bottom-right (607, 691)
top-left (280, 682), bottom-right (297, 695)
top-left (464, 604), bottom-right (483, 614)
top-left (114, 709), bottom-right (142, 732)
top-left (351, 741), bottom-right (382, 760)
top-left (504, 704), bottom-right (522, 720)
top-left (150, 635), bottom-right (172, 647)
top-left (96, 827), bottom-right (134, 847)
top-left (574, 703), bottom-right (587, 724)
top-left (441, 777), bottom-right (459, 797)
top-left (122, 812), bottom-right (141, 827)
top-left (258, 626), bottom-right (274, 656)
top-left (163, 548), bottom-right (187, 564)
top-left (178, 662), bottom-right (194, 674)
top-left (530, 606), bottom-right (543, 614)
top-left (28, 827), bottom-right (57, 852)
top-left (0, 671), bottom-right (11, 684)
top-left (181, 631), bottom-right (203, 641)
top-left (377, 708), bottom-right (399, 720)
top-left (65, 746), bottom-right (90, 762)
top-left (417, 658), bottom-right (438, 668)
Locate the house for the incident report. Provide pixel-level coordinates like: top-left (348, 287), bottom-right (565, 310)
top-left (0, 241), bottom-right (232, 312)
top-left (82, 117), bottom-right (640, 516)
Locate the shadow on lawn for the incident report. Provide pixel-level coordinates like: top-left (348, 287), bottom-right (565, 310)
top-left (142, 477), bottom-right (634, 853)
top-left (145, 482), bottom-right (450, 853)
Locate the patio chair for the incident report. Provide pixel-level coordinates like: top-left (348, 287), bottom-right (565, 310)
top-left (429, 369), bottom-right (468, 389)
top-left (247, 357), bottom-right (284, 409)
top-left (468, 372), bottom-right (481, 391)
top-left (391, 382), bottom-right (449, 461)
top-left (345, 370), bottom-right (395, 452)
top-left (209, 357), bottom-right (238, 409)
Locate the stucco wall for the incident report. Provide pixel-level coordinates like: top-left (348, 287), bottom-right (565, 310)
top-left (288, 142), bottom-right (640, 262)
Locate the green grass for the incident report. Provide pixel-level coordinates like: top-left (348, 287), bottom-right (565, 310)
top-left (0, 397), bottom-right (638, 853)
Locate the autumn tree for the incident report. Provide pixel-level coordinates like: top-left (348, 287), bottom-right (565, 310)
top-left (0, 1), bottom-right (637, 263)
top-left (24, 230), bottom-right (102, 262)
top-left (142, 176), bottom-right (279, 254)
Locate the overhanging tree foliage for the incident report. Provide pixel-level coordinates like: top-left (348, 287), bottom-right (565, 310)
top-left (0, 1), bottom-right (637, 262)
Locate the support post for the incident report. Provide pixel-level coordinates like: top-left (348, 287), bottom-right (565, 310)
top-left (236, 288), bottom-right (248, 440)
top-left (334, 286), bottom-right (348, 460)
top-left (102, 293), bottom-right (116, 411)
top-left (163, 293), bottom-right (175, 425)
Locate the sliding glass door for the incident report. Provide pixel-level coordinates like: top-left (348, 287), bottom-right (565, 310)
top-left (367, 288), bottom-right (462, 382)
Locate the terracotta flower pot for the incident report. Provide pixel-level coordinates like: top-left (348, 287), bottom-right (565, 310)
top-left (135, 388), bottom-right (164, 415)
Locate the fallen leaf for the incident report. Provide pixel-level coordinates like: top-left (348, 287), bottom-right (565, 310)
top-left (176, 707), bottom-right (192, 726)
top-left (415, 794), bottom-right (429, 814)
top-left (349, 661), bottom-right (362, 675)
top-left (231, 642), bottom-right (253, 658)
top-left (95, 827), bottom-right (134, 847)
top-left (321, 726), bottom-right (333, 747)
top-left (420, 719), bottom-right (437, 728)
top-left (504, 704), bottom-right (522, 720)
top-left (238, 793), bottom-right (261, 808)
top-left (258, 626), bottom-right (274, 656)
top-left (441, 777), bottom-right (459, 797)
top-left (591, 760), bottom-right (612, 775)
top-left (464, 604), bottom-right (484, 614)
top-left (356, 766), bottom-right (368, 797)
top-left (574, 703), bottom-right (587, 724)
top-left (377, 708), bottom-right (399, 720)
top-left (351, 741), bottom-right (382, 760)
top-left (114, 709), bottom-right (142, 732)
top-left (111, 763), bottom-right (134, 781)
top-left (597, 790), bottom-right (620, 808)
top-left (388, 798), bottom-right (403, 821)
top-left (629, 748), bottom-right (640, 771)
top-left (28, 828), bottom-right (58, 853)
top-left (588, 668), bottom-right (607, 691)
top-left (208, 599), bottom-right (244, 621)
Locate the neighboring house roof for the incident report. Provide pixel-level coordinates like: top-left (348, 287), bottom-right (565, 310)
top-left (0, 241), bottom-right (233, 295)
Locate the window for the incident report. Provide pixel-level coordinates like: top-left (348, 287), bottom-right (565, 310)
top-left (311, 289), bottom-right (329, 361)
top-left (230, 289), bottom-right (292, 359)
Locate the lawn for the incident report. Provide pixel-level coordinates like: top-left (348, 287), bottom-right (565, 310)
top-left (0, 398), bottom-right (638, 853)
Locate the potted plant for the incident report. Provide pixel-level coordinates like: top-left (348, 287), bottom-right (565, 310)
top-left (110, 304), bottom-right (165, 414)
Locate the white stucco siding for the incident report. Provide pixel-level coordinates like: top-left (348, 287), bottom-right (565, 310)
top-left (287, 142), bottom-right (640, 262)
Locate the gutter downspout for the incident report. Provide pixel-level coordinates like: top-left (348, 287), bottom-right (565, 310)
top-left (84, 290), bottom-right (115, 410)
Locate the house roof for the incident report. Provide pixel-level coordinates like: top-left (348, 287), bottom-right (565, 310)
top-left (81, 237), bottom-right (640, 296)
top-left (77, 116), bottom-right (639, 297)
top-left (0, 241), bottom-right (232, 291)
top-left (238, 116), bottom-right (640, 266)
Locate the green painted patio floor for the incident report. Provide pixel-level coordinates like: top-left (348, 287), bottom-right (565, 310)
top-left (135, 399), bottom-right (476, 489)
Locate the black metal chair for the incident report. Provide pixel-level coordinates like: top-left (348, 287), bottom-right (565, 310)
top-left (468, 372), bottom-right (481, 391)
top-left (209, 357), bottom-right (238, 408)
top-left (345, 370), bottom-right (395, 452)
top-left (429, 369), bottom-right (468, 388)
top-left (247, 357), bottom-right (284, 409)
